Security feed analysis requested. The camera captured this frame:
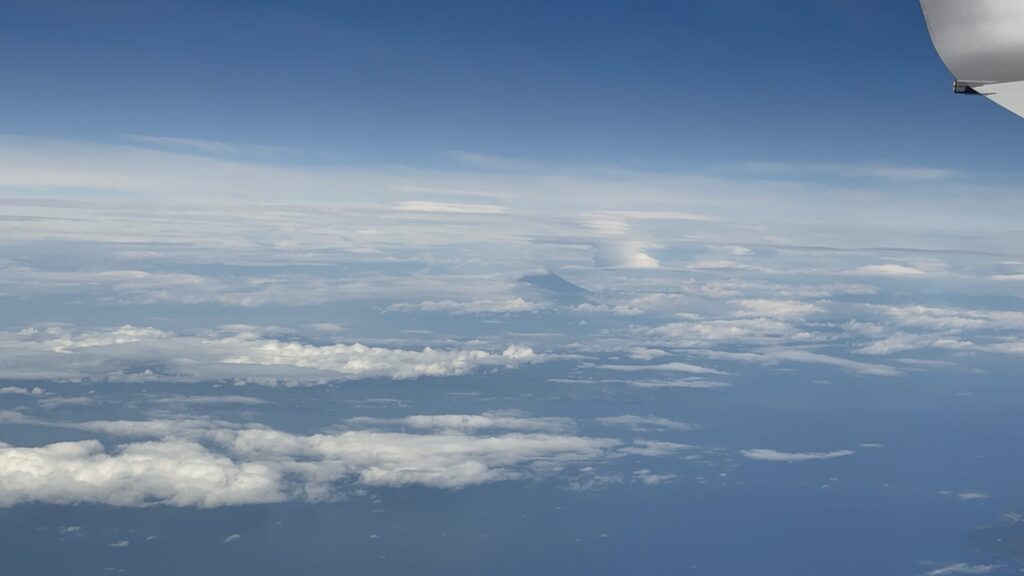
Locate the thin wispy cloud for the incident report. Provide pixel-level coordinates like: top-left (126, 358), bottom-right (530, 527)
top-left (924, 563), bottom-right (1001, 576)
top-left (741, 449), bottom-right (855, 463)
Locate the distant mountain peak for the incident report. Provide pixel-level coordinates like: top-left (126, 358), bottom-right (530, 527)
top-left (518, 271), bottom-right (591, 303)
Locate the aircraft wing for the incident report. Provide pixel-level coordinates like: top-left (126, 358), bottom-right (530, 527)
top-left (921, 0), bottom-right (1024, 118)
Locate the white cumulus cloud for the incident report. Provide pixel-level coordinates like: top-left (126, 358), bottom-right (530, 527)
top-left (0, 414), bottom-right (639, 507)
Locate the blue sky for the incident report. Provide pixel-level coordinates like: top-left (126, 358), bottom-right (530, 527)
top-left (3, 0), bottom-right (1024, 170)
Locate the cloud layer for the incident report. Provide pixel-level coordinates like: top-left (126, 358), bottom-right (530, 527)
top-left (0, 414), bottom-right (629, 507)
top-left (0, 326), bottom-right (541, 385)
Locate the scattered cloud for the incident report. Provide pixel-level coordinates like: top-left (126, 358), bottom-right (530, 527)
top-left (924, 563), bottom-right (1001, 576)
top-left (393, 201), bottom-right (507, 215)
top-left (741, 449), bottom-right (855, 463)
top-left (620, 440), bottom-right (694, 457)
top-left (626, 379), bottom-right (730, 389)
top-left (734, 299), bottom-right (825, 319)
top-left (757, 349), bottom-right (900, 377)
top-left (643, 317), bottom-right (806, 347)
top-left (598, 362), bottom-right (723, 375)
top-left (633, 470), bottom-right (675, 485)
top-left (0, 386), bottom-right (44, 396)
top-left (348, 412), bottom-right (574, 434)
top-left (596, 415), bottom-right (694, 432)
top-left (387, 298), bottom-right (543, 315)
top-left (38, 396), bottom-right (98, 410)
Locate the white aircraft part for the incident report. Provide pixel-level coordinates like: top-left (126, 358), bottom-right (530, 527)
top-left (921, 0), bottom-right (1024, 118)
top-left (974, 80), bottom-right (1024, 119)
